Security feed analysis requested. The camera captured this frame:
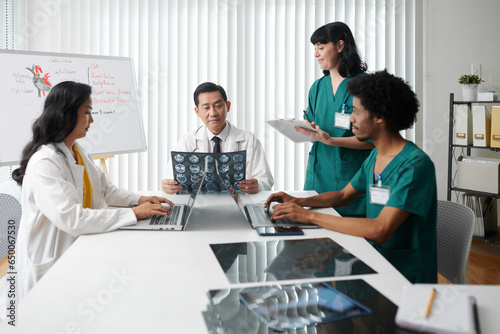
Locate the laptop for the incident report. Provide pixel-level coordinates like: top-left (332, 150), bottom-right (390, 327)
top-left (121, 159), bottom-right (206, 231)
top-left (214, 161), bottom-right (316, 229)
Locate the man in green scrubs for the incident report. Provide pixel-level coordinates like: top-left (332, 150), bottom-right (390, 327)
top-left (265, 70), bottom-right (437, 283)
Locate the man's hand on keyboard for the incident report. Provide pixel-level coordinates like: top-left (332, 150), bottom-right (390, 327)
top-left (269, 203), bottom-right (313, 225)
top-left (264, 192), bottom-right (298, 210)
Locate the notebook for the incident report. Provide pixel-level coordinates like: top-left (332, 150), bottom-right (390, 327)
top-left (214, 161), bottom-right (316, 229)
top-left (121, 159), bottom-right (206, 231)
top-left (395, 284), bottom-right (480, 334)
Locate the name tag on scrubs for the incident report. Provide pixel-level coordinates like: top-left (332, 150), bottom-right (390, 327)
top-left (369, 184), bottom-right (390, 205)
top-left (334, 112), bottom-right (351, 129)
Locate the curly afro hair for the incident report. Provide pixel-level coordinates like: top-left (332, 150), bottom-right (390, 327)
top-left (347, 70), bottom-right (419, 133)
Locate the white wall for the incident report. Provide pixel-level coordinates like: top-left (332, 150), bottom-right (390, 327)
top-left (422, 0), bottom-right (500, 200)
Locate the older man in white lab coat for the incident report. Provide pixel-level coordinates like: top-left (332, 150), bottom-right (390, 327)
top-left (162, 82), bottom-right (274, 194)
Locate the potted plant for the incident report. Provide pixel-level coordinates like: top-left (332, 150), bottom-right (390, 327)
top-left (458, 74), bottom-right (484, 101)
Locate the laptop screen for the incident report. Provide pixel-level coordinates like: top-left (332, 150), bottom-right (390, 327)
top-left (184, 157), bottom-right (207, 220)
top-left (215, 160), bottom-right (247, 214)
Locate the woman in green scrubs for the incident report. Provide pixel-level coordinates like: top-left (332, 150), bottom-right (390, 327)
top-left (300, 22), bottom-right (373, 217)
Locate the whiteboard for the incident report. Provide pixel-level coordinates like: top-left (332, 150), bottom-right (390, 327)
top-left (0, 49), bottom-right (147, 166)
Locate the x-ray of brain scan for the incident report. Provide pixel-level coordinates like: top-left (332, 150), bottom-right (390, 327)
top-left (171, 151), bottom-right (247, 194)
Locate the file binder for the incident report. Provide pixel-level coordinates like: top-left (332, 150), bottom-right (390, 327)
top-left (472, 105), bottom-right (491, 147)
top-left (454, 105), bottom-right (472, 145)
top-left (490, 106), bottom-right (500, 148)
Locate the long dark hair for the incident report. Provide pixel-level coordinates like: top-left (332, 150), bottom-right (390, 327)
top-left (12, 81), bottom-right (92, 186)
top-left (310, 22), bottom-right (367, 77)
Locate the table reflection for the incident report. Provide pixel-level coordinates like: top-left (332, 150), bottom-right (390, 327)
top-left (203, 279), bottom-right (398, 334)
top-left (210, 238), bottom-right (376, 284)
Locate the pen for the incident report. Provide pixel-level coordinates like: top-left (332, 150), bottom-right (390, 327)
top-left (303, 110), bottom-right (311, 122)
top-left (425, 288), bottom-right (436, 318)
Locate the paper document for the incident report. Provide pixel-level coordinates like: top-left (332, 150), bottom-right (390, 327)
top-left (266, 119), bottom-right (317, 143)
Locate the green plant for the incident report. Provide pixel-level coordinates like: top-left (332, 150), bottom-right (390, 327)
top-left (458, 74), bottom-right (484, 85)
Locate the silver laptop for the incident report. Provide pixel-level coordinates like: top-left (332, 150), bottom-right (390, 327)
top-left (214, 161), bottom-right (316, 229)
top-left (122, 159), bottom-right (206, 231)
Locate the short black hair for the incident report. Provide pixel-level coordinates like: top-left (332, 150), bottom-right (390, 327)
top-left (347, 70), bottom-right (419, 133)
top-left (193, 82), bottom-right (228, 106)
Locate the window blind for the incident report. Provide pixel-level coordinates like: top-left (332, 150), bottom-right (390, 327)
top-left (20, 0), bottom-right (419, 192)
top-left (0, 0), bottom-right (26, 200)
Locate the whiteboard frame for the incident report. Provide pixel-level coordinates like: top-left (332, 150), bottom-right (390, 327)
top-left (0, 49), bottom-right (147, 166)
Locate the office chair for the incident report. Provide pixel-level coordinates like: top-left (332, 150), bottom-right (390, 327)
top-left (0, 193), bottom-right (21, 279)
top-left (436, 200), bottom-right (474, 284)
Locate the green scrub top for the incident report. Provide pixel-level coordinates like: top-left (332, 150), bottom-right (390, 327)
top-left (304, 74), bottom-right (372, 217)
top-left (350, 141), bottom-right (438, 284)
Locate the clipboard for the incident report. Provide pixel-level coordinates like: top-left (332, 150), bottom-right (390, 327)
top-left (266, 119), bottom-right (317, 143)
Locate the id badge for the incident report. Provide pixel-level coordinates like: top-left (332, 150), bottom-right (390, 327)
top-left (369, 184), bottom-right (390, 206)
top-left (334, 112), bottom-right (351, 129)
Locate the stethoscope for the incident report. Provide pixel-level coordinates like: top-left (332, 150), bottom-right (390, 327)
top-left (192, 126), bottom-right (242, 152)
top-left (54, 144), bottom-right (77, 186)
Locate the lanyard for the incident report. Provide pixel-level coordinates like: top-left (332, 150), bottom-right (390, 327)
top-left (334, 103), bottom-right (351, 129)
top-left (370, 173), bottom-right (390, 205)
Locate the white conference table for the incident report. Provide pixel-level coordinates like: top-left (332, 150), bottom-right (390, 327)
top-left (0, 191), bottom-right (497, 333)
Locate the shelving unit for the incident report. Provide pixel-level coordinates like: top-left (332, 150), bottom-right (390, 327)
top-left (447, 93), bottom-right (500, 244)
top-left (447, 93), bottom-right (500, 201)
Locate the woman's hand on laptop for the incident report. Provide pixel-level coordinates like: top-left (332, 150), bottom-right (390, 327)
top-left (133, 196), bottom-right (173, 220)
top-left (161, 179), bottom-right (183, 194)
top-left (138, 196), bottom-right (174, 207)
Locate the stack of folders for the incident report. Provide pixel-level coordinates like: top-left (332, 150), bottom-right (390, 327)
top-left (453, 105), bottom-right (494, 147)
top-left (462, 194), bottom-right (497, 238)
top-left (395, 285), bottom-right (480, 334)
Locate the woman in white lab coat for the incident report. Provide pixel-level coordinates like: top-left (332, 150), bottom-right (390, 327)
top-left (11, 81), bottom-right (173, 300)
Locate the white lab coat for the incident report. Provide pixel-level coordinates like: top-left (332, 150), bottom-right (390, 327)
top-left (15, 142), bottom-right (140, 300)
top-left (165, 121), bottom-right (274, 191)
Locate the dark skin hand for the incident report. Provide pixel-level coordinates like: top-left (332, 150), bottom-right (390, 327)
top-left (264, 192), bottom-right (315, 224)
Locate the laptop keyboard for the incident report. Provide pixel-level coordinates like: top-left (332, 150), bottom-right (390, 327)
top-left (250, 206), bottom-right (287, 225)
top-left (149, 206), bottom-right (182, 226)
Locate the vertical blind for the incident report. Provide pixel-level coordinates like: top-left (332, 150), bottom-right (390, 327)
top-left (0, 0), bottom-right (26, 200)
top-left (18, 0), bottom-right (418, 192)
